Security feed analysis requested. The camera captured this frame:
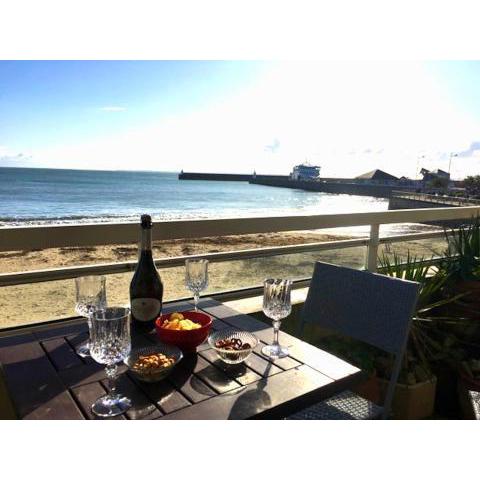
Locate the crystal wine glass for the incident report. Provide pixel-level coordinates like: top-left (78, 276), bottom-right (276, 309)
top-left (262, 278), bottom-right (292, 359)
top-left (89, 306), bottom-right (132, 417)
top-left (74, 275), bottom-right (107, 357)
top-left (185, 259), bottom-right (209, 311)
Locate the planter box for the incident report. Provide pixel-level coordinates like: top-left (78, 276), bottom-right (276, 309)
top-left (457, 371), bottom-right (480, 419)
top-left (457, 382), bottom-right (480, 419)
top-left (375, 376), bottom-right (437, 419)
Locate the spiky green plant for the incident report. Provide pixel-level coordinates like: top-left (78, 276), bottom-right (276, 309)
top-left (442, 216), bottom-right (480, 281)
top-left (378, 252), bottom-right (465, 384)
top-left (379, 252), bottom-right (458, 317)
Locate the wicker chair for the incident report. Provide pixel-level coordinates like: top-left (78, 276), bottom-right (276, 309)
top-left (288, 261), bottom-right (419, 420)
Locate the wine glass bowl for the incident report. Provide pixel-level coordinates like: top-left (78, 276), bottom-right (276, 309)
top-left (262, 278), bottom-right (292, 359)
top-left (185, 259), bottom-right (209, 311)
top-left (74, 275), bottom-right (107, 358)
top-left (89, 306), bottom-right (132, 417)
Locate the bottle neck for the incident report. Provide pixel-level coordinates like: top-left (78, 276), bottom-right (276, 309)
top-left (139, 228), bottom-right (153, 260)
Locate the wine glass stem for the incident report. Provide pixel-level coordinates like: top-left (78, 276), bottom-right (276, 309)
top-left (194, 292), bottom-right (199, 311)
top-left (272, 320), bottom-right (281, 346)
top-left (86, 312), bottom-right (93, 342)
top-left (105, 364), bottom-right (117, 396)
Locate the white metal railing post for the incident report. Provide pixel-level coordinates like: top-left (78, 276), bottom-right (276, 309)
top-left (366, 224), bottom-right (380, 272)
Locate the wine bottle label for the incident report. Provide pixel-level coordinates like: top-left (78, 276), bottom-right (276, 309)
top-left (131, 298), bottom-right (161, 322)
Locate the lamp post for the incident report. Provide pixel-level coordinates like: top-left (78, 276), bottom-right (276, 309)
top-left (448, 152), bottom-right (457, 175)
top-left (416, 153), bottom-right (425, 181)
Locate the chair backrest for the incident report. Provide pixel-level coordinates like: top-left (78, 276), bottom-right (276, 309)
top-left (301, 262), bottom-right (419, 354)
top-left (301, 262), bottom-right (420, 418)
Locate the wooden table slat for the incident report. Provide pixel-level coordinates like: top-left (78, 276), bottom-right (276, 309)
top-left (199, 349), bottom-right (262, 386)
top-left (65, 331), bottom-right (97, 365)
top-left (286, 341), bottom-right (361, 381)
top-left (180, 354), bottom-right (241, 394)
top-left (242, 351), bottom-right (283, 378)
top-left (58, 362), bottom-right (128, 388)
top-left (66, 331), bottom-right (89, 349)
top-left (100, 374), bottom-right (162, 420)
top-left (41, 337), bottom-right (84, 371)
top-left (131, 375), bottom-right (192, 414)
top-left (161, 300), bottom-right (197, 315)
top-left (168, 367), bottom-right (216, 404)
top-left (33, 321), bottom-right (88, 341)
top-left (0, 333), bottom-right (84, 419)
top-left (197, 299), bottom-right (269, 330)
top-left (71, 381), bottom-right (125, 420)
top-left (254, 341), bottom-right (302, 371)
top-left (211, 318), bottom-right (234, 331)
top-left (160, 365), bottom-right (333, 420)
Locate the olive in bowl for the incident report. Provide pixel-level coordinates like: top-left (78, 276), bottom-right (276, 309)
top-left (208, 329), bottom-right (258, 364)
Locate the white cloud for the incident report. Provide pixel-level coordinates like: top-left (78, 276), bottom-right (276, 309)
top-left (264, 139), bottom-right (280, 153)
top-left (457, 141), bottom-right (480, 158)
top-left (0, 145), bottom-right (13, 156)
top-left (0, 152), bottom-right (34, 167)
top-left (99, 106), bottom-right (126, 112)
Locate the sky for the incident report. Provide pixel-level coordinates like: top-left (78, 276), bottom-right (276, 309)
top-left (2, 60), bottom-right (480, 179)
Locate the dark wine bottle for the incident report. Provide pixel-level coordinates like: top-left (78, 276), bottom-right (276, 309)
top-left (130, 214), bottom-right (164, 329)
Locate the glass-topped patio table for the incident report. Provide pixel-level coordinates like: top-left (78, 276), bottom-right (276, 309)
top-left (0, 298), bottom-right (362, 420)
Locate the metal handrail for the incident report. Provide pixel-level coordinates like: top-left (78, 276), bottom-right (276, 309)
top-left (0, 205), bottom-right (477, 288)
top-left (392, 190), bottom-right (480, 207)
top-left (0, 227), bottom-right (449, 287)
top-left (1, 205), bottom-right (479, 252)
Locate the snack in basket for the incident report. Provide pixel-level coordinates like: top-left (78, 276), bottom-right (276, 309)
top-left (162, 312), bottom-right (202, 330)
top-left (132, 352), bottom-right (175, 375)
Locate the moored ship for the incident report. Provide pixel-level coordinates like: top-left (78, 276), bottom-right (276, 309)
top-left (290, 163), bottom-right (321, 180)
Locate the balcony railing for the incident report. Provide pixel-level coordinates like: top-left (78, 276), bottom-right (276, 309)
top-left (1, 205), bottom-right (480, 289)
top-left (392, 190), bottom-right (480, 207)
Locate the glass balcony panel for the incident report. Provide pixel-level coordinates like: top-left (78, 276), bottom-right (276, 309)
top-left (0, 246), bottom-right (366, 330)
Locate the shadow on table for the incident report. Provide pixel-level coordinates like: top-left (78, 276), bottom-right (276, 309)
top-left (0, 333), bottom-right (81, 419)
top-left (226, 362), bottom-right (273, 419)
top-left (171, 353), bottom-right (215, 397)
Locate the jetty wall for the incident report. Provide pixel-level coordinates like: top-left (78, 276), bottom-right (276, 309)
top-left (249, 177), bottom-right (397, 198)
top-left (178, 172), bottom-right (291, 182)
top-left (388, 194), bottom-right (469, 228)
top-left (179, 172), bottom-right (253, 181)
top-left (389, 197), bottom-right (456, 210)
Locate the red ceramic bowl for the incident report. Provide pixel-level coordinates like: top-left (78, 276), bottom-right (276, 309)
top-left (155, 310), bottom-right (213, 352)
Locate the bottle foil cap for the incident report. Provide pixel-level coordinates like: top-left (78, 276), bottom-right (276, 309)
top-left (140, 214), bottom-right (152, 229)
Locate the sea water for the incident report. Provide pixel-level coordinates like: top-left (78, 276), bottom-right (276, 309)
top-left (0, 167), bottom-right (433, 236)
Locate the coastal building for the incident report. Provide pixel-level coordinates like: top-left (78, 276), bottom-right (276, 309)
top-left (398, 176), bottom-right (413, 185)
top-left (397, 176), bottom-right (423, 188)
top-left (290, 163), bottom-right (321, 180)
top-left (354, 169), bottom-right (398, 186)
top-left (420, 168), bottom-right (450, 187)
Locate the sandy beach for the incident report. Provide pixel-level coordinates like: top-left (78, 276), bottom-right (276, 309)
top-left (0, 230), bottom-right (448, 329)
top-left (0, 167), bottom-right (448, 329)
